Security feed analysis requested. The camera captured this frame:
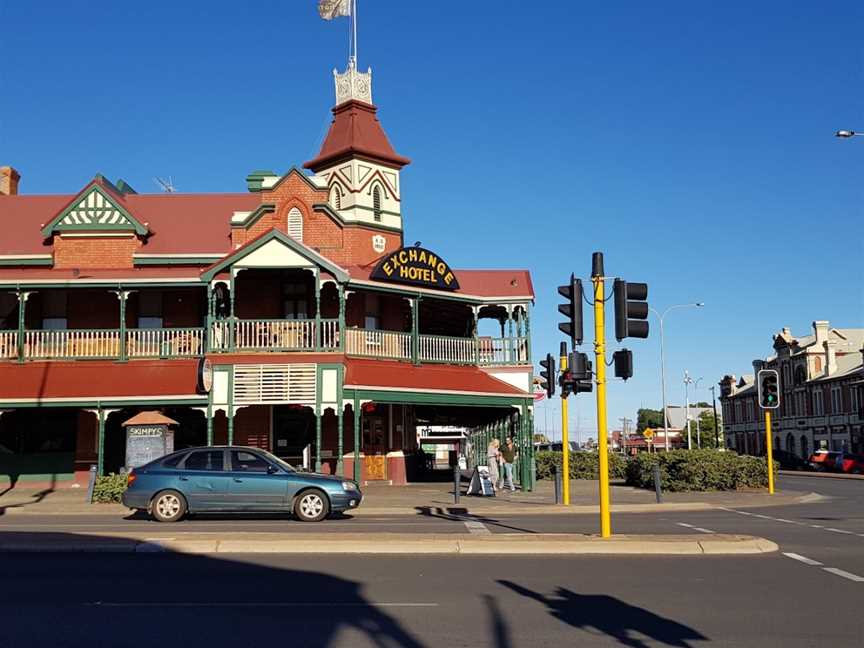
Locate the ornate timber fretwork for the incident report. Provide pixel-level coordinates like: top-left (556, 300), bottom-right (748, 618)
top-left (41, 180), bottom-right (149, 237)
top-left (334, 60), bottom-right (372, 105)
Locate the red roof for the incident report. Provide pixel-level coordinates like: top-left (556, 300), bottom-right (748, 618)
top-left (304, 100), bottom-right (410, 171)
top-left (0, 360), bottom-right (201, 401)
top-left (344, 358), bottom-right (528, 397)
top-left (0, 192), bottom-right (258, 256)
top-left (345, 265), bottom-right (534, 299)
top-left (0, 267), bottom-right (202, 282)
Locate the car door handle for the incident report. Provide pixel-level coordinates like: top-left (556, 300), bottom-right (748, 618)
top-left (233, 478), bottom-right (243, 483)
top-left (179, 476), bottom-right (189, 481)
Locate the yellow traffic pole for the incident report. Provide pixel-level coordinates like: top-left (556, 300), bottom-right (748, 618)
top-left (765, 410), bottom-right (775, 495)
top-left (560, 349), bottom-right (570, 505)
top-left (593, 271), bottom-right (612, 538)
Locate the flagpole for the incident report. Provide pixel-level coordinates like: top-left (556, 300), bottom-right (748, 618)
top-left (352, 0), bottom-right (358, 67)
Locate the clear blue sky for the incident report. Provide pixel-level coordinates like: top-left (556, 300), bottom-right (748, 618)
top-left (2, 2), bottom-right (862, 438)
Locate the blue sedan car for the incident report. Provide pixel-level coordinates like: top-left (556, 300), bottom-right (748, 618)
top-left (121, 446), bottom-right (362, 522)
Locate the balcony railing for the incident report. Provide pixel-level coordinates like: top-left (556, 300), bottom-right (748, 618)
top-left (345, 328), bottom-right (411, 361)
top-left (5, 322), bottom-right (529, 366)
top-left (210, 319), bottom-right (340, 353)
top-left (127, 328), bottom-right (204, 358)
top-left (24, 329), bottom-right (121, 360)
top-left (0, 331), bottom-right (18, 359)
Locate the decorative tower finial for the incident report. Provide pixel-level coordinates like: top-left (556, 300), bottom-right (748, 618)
top-left (333, 60), bottom-right (372, 105)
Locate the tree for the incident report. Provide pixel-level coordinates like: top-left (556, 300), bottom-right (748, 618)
top-left (696, 411), bottom-right (720, 448)
top-left (694, 401), bottom-right (711, 408)
top-left (636, 408), bottom-right (664, 432)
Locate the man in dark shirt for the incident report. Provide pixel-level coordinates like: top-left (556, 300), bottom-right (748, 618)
top-left (500, 437), bottom-right (518, 491)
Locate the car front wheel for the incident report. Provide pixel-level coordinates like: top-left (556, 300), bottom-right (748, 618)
top-left (294, 489), bottom-right (330, 522)
top-left (151, 490), bottom-right (187, 523)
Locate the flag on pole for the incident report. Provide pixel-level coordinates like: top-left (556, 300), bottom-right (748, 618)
top-left (318, 0), bottom-right (351, 20)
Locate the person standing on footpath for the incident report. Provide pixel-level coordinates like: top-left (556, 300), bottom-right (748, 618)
top-left (486, 438), bottom-right (502, 491)
top-left (500, 436), bottom-right (518, 491)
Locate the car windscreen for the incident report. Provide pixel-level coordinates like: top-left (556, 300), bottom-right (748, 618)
top-left (255, 449), bottom-right (296, 472)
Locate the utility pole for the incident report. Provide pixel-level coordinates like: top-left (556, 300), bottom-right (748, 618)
top-left (619, 416), bottom-right (632, 454)
top-left (709, 384), bottom-right (721, 448)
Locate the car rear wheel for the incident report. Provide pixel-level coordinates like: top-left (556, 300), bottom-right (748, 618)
top-left (151, 490), bottom-right (187, 523)
top-left (294, 489), bottom-right (329, 522)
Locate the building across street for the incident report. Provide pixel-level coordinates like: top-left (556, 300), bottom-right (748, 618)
top-left (720, 320), bottom-right (864, 456)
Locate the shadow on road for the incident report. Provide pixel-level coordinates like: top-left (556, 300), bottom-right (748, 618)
top-left (0, 531), bottom-right (426, 648)
top-left (498, 579), bottom-right (707, 648)
top-left (414, 505), bottom-right (538, 534)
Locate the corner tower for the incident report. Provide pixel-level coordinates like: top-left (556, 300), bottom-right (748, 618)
top-left (304, 62), bottom-right (410, 235)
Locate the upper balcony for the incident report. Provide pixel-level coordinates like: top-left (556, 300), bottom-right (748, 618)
top-left (0, 275), bottom-right (531, 366)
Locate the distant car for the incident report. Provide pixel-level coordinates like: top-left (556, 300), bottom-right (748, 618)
top-left (535, 442), bottom-right (580, 453)
top-left (121, 446), bottom-right (362, 522)
top-left (808, 450), bottom-right (842, 472)
top-left (837, 453), bottom-right (864, 475)
top-left (770, 449), bottom-right (812, 471)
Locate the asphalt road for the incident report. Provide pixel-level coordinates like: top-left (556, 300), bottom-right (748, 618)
top-left (2, 552), bottom-right (861, 647)
top-left (2, 475), bottom-right (861, 647)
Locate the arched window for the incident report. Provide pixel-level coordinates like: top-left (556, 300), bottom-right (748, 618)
top-left (785, 433), bottom-right (795, 455)
top-left (330, 185), bottom-right (342, 210)
top-left (372, 185), bottom-right (381, 222)
top-left (287, 207), bottom-right (303, 242)
top-left (800, 435), bottom-right (809, 459)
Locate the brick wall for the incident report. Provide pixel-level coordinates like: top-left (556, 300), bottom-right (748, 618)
top-left (54, 235), bottom-right (140, 269)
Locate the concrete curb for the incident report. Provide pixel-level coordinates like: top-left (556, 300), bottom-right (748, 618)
top-left (0, 533), bottom-right (778, 555)
top-left (779, 470), bottom-right (864, 481)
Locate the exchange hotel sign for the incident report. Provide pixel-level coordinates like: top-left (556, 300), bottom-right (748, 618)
top-left (371, 246), bottom-right (460, 291)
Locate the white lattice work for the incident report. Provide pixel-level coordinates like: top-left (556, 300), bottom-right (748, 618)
top-left (61, 189), bottom-right (132, 226)
top-left (232, 364), bottom-right (317, 405)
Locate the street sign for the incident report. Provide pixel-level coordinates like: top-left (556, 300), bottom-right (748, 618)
top-left (533, 383), bottom-right (546, 402)
top-left (643, 428), bottom-right (654, 439)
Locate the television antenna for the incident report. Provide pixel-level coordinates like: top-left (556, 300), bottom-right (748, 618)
top-left (154, 176), bottom-right (177, 193)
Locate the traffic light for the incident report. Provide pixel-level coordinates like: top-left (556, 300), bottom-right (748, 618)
top-left (558, 274), bottom-right (583, 347)
top-left (568, 351), bottom-right (593, 394)
top-left (539, 353), bottom-right (556, 399)
top-left (758, 369), bottom-right (780, 409)
top-left (613, 349), bottom-right (633, 381)
top-left (613, 279), bottom-right (649, 341)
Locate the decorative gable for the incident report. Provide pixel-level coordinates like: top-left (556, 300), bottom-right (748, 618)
top-left (41, 178), bottom-right (149, 237)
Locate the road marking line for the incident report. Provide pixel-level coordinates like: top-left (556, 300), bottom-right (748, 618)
top-left (675, 522), bottom-right (714, 534)
top-left (810, 524), bottom-right (824, 529)
top-left (825, 528), bottom-right (854, 535)
top-left (752, 514), bottom-right (771, 519)
top-left (89, 602), bottom-right (439, 608)
top-left (822, 568), bottom-right (864, 583)
top-left (782, 553), bottom-right (823, 566)
top-left (463, 520), bottom-right (491, 535)
top-left (773, 518), bottom-right (796, 524)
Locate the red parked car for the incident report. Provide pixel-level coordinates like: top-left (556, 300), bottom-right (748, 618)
top-left (808, 450), bottom-right (864, 474)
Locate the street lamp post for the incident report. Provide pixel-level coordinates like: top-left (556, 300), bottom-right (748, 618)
top-left (649, 303), bottom-right (705, 451)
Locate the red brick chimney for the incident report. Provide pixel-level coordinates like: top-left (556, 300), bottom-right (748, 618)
top-left (0, 166), bottom-right (21, 196)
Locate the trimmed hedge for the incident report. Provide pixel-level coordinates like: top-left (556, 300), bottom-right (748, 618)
top-left (92, 473), bottom-right (128, 503)
top-left (535, 451), bottom-right (628, 481)
top-left (625, 450), bottom-right (778, 492)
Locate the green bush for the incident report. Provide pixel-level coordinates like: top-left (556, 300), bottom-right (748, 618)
top-left (92, 473), bottom-right (128, 503)
top-left (535, 451), bottom-right (628, 481)
top-left (624, 449), bottom-right (779, 492)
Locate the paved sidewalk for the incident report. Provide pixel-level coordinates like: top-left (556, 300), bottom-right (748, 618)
top-left (0, 530), bottom-right (777, 555)
top-left (0, 479), bottom-right (821, 517)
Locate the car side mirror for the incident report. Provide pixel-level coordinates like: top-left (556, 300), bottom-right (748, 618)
top-left (267, 465), bottom-right (279, 475)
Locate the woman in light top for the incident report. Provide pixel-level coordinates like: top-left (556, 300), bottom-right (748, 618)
top-left (486, 438), bottom-right (502, 491)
